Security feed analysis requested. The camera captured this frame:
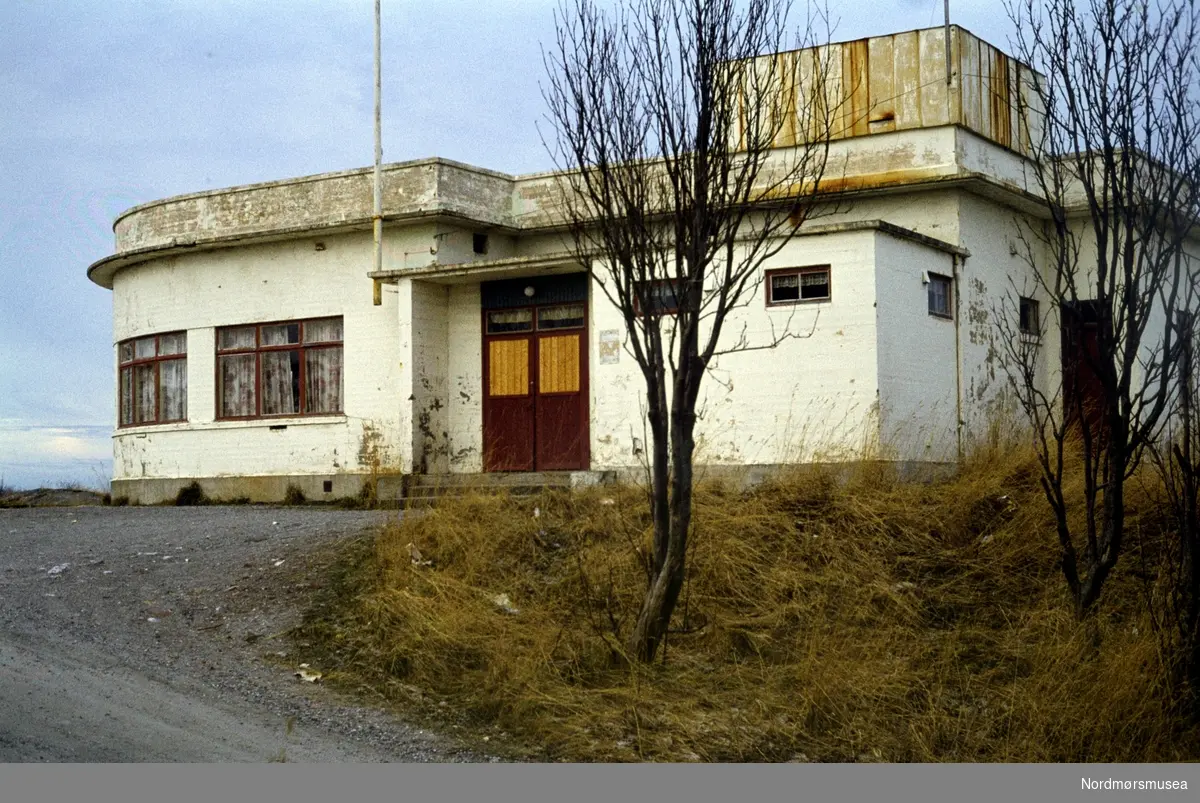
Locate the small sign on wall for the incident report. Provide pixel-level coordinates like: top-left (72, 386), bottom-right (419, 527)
top-left (598, 329), bottom-right (621, 365)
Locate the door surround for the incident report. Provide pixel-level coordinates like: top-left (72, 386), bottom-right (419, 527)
top-left (481, 274), bottom-right (590, 472)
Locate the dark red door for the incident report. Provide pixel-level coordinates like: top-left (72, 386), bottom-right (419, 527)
top-left (483, 303), bottom-right (589, 472)
top-left (483, 308), bottom-right (536, 471)
top-left (1062, 301), bottom-right (1106, 436)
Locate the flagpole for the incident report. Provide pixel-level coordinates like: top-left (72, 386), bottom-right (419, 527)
top-left (372, 0), bottom-right (384, 305)
top-left (940, 0), bottom-right (950, 87)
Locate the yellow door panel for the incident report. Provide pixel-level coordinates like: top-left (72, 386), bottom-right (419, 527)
top-left (539, 334), bottom-right (581, 394)
top-left (489, 339), bottom-right (529, 397)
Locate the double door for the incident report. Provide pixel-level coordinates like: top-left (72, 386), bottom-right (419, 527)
top-left (483, 302), bottom-right (589, 471)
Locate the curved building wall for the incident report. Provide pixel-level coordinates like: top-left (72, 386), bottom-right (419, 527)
top-left (109, 229), bottom-right (406, 503)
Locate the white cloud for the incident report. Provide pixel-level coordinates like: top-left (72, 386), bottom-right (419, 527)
top-left (0, 421), bottom-right (111, 490)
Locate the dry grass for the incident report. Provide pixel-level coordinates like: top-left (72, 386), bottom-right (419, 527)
top-left (293, 444), bottom-right (1200, 762)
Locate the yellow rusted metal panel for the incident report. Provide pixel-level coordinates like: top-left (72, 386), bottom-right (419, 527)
top-left (816, 44), bottom-right (846, 140)
top-left (740, 25), bottom-right (1037, 155)
top-left (978, 40), bottom-right (994, 141)
top-left (990, 48), bottom-right (1013, 148)
top-left (845, 39), bottom-right (871, 138)
top-left (489, 339), bottom-right (529, 397)
top-left (771, 51), bottom-right (799, 148)
top-left (947, 27), bottom-right (962, 126)
top-left (960, 32), bottom-right (980, 132)
top-left (539, 334), bottom-right (581, 394)
top-left (918, 28), bottom-right (950, 126)
top-left (867, 35), bottom-right (896, 134)
top-left (892, 30), bottom-right (922, 130)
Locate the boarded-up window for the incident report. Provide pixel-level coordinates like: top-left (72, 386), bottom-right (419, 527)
top-left (118, 332), bottom-right (188, 427)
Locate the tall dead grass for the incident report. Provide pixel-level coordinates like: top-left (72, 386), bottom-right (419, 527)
top-left (294, 443), bottom-right (1200, 761)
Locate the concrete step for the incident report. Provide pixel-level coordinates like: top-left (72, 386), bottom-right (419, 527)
top-left (402, 471), bottom-right (611, 509)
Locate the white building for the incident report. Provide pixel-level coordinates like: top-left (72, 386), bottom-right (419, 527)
top-left (88, 26), bottom-right (1070, 504)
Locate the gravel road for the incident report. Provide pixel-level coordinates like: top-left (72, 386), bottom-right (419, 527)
top-left (0, 505), bottom-right (489, 762)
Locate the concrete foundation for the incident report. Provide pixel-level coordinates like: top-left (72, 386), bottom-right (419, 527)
top-left (110, 473), bottom-right (405, 506)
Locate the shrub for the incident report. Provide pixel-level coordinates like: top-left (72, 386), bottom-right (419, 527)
top-left (283, 484), bottom-right (307, 506)
top-left (174, 481), bottom-right (209, 506)
top-left (293, 443), bottom-right (1200, 762)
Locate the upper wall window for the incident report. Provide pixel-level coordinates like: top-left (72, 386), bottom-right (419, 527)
top-left (119, 332), bottom-right (187, 427)
top-left (216, 317), bottom-right (343, 419)
top-left (1019, 296), bottom-right (1041, 336)
top-left (927, 273), bottom-right (953, 319)
top-left (633, 279), bottom-right (681, 316)
top-left (766, 266), bottom-right (831, 305)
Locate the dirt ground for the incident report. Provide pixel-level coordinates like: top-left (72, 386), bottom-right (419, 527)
top-left (0, 505), bottom-right (494, 762)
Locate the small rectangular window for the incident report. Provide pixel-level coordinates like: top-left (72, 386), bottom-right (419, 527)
top-left (486, 309), bottom-right (534, 334)
top-left (927, 273), bottom-right (953, 319)
top-left (766, 266), bottom-right (831, 305)
top-left (633, 279), bottom-right (680, 316)
top-left (473, 233), bottom-right (490, 255)
top-left (538, 304), bottom-right (586, 330)
top-left (1019, 296), bottom-right (1040, 335)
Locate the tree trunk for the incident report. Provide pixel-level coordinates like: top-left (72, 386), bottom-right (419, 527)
top-left (627, 371), bottom-right (699, 663)
top-left (1076, 452), bottom-right (1126, 616)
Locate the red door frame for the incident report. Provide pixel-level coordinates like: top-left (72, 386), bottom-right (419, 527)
top-left (1061, 300), bottom-right (1107, 438)
top-left (481, 301), bottom-right (590, 472)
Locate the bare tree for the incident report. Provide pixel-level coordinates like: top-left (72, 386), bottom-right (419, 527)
top-left (542, 0), bottom-right (839, 661)
top-left (1145, 305), bottom-right (1200, 708)
top-left (997, 0), bottom-right (1200, 618)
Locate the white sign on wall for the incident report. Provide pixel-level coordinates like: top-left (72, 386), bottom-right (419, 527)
top-left (598, 329), bottom-right (621, 365)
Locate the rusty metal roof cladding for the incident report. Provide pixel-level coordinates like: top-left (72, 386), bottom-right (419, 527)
top-left (737, 25), bottom-right (1043, 157)
top-left (87, 25), bottom-right (1046, 289)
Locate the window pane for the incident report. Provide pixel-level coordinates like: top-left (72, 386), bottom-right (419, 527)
top-left (119, 342), bottom-right (134, 364)
top-left (928, 278), bottom-right (951, 316)
top-left (159, 359), bottom-right (187, 421)
top-left (639, 280), bottom-right (679, 314)
top-left (134, 337), bottom-right (156, 360)
top-left (133, 364), bottom-right (156, 423)
top-left (770, 273), bottom-right (800, 302)
top-left (304, 318), bottom-right (343, 343)
top-left (1020, 297), bottom-right (1040, 334)
top-left (218, 326), bottom-right (256, 351)
top-left (651, 281), bottom-right (678, 311)
top-left (538, 304), bottom-right (585, 330)
top-left (120, 367), bottom-right (133, 426)
top-left (261, 323), bottom-right (300, 346)
top-left (487, 309), bottom-right (533, 334)
top-left (305, 347), bottom-right (343, 414)
top-left (261, 350), bottom-right (300, 415)
top-left (800, 270), bottom-right (830, 300)
top-left (158, 332), bottom-right (186, 356)
top-left (219, 354), bottom-right (256, 417)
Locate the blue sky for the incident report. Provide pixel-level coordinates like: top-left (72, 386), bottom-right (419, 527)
top-left (0, 0), bottom-right (1013, 490)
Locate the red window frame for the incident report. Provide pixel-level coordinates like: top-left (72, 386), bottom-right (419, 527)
top-left (632, 279), bottom-right (682, 316)
top-left (765, 266), bottom-right (832, 306)
top-left (118, 332), bottom-right (188, 428)
top-left (215, 317), bottom-right (344, 420)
